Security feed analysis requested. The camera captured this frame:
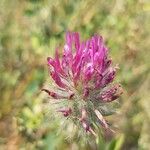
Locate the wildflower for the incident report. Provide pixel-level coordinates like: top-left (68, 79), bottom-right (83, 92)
top-left (42, 32), bottom-right (122, 136)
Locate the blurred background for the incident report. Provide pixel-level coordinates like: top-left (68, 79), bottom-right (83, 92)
top-left (0, 0), bottom-right (149, 149)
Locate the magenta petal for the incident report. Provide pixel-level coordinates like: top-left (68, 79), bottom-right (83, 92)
top-left (97, 84), bottom-right (123, 102)
top-left (42, 89), bottom-right (63, 99)
top-left (73, 32), bottom-right (80, 50)
top-left (47, 57), bottom-right (55, 67)
top-left (58, 107), bottom-right (72, 117)
top-left (61, 45), bottom-right (73, 71)
top-left (66, 31), bottom-right (73, 47)
top-left (101, 67), bottom-right (116, 87)
top-left (82, 121), bottom-right (90, 132)
top-left (50, 70), bottom-right (66, 88)
top-left (83, 63), bottom-right (94, 82)
top-left (83, 87), bottom-right (89, 98)
top-left (54, 48), bottom-right (66, 77)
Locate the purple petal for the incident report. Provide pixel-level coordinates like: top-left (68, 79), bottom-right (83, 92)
top-left (97, 84), bottom-right (123, 102)
top-left (50, 70), bottom-right (66, 88)
top-left (42, 89), bottom-right (63, 99)
top-left (100, 67), bottom-right (116, 88)
top-left (54, 48), bottom-right (66, 76)
top-left (58, 107), bottom-right (72, 117)
top-left (73, 32), bottom-right (80, 50)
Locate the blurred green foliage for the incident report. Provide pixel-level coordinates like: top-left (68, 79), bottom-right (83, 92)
top-left (0, 0), bottom-right (149, 149)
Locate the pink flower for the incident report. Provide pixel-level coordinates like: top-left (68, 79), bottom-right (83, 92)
top-left (43, 32), bottom-right (122, 135)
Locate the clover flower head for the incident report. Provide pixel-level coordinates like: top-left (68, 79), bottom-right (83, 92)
top-left (42, 32), bottom-right (122, 136)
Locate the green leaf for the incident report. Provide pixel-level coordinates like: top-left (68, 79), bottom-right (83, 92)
top-left (107, 139), bottom-right (117, 150)
top-left (114, 135), bottom-right (124, 150)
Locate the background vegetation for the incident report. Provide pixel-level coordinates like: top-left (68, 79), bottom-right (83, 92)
top-left (0, 0), bottom-right (149, 149)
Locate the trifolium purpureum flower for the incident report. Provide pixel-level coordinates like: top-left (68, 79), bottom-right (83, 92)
top-left (42, 32), bottom-right (123, 137)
